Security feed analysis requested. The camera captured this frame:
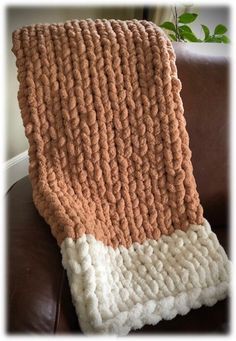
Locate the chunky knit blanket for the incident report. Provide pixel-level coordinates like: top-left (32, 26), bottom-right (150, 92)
top-left (12, 19), bottom-right (230, 335)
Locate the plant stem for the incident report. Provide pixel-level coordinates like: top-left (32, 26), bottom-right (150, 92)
top-left (174, 6), bottom-right (180, 41)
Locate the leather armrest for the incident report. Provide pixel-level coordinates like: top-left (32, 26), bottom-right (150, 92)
top-left (7, 178), bottom-right (64, 333)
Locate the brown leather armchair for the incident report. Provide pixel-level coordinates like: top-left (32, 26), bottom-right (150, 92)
top-left (7, 44), bottom-right (229, 334)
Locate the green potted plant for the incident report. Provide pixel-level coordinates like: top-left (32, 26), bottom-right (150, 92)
top-left (159, 6), bottom-right (230, 43)
top-left (159, 6), bottom-right (230, 57)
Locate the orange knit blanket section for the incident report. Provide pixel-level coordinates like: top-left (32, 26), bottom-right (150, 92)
top-left (12, 19), bottom-right (203, 248)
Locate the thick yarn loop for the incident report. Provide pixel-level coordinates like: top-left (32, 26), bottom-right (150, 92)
top-left (12, 19), bottom-right (204, 247)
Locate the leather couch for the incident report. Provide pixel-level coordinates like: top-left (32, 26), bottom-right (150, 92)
top-left (7, 44), bottom-right (229, 333)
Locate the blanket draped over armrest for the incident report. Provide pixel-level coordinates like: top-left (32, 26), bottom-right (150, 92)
top-left (12, 19), bottom-right (230, 335)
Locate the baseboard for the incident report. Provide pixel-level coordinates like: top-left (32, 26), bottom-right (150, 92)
top-left (4, 150), bottom-right (29, 193)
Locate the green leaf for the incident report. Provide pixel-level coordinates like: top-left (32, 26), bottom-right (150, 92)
top-left (160, 21), bottom-right (176, 32)
top-left (213, 36), bottom-right (224, 43)
top-left (178, 12), bottom-right (198, 24)
top-left (201, 24), bottom-right (210, 40)
top-left (205, 34), bottom-right (230, 43)
top-left (214, 24), bottom-right (227, 35)
top-left (204, 36), bottom-right (214, 42)
top-left (169, 33), bottom-right (177, 42)
top-left (179, 25), bottom-right (193, 33)
top-left (206, 36), bottom-right (222, 43)
top-left (181, 31), bottom-right (201, 42)
top-left (221, 35), bottom-right (230, 43)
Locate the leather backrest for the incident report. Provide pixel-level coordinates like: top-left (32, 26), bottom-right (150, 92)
top-left (175, 44), bottom-right (229, 228)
